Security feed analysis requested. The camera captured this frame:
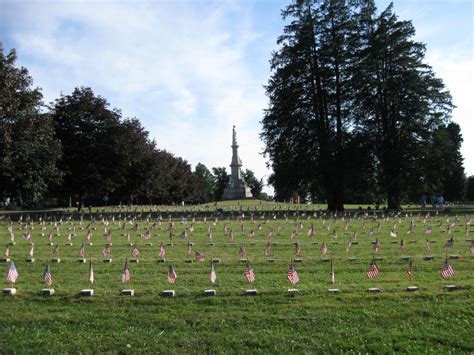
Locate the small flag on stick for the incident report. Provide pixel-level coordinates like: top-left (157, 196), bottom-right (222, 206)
top-left (167, 265), bottom-right (177, 284)
top-left (407, 260), bottom-right (413, 282)
top-left (6, 261), bottom-right (18, 284)
top-left (131, 244), bottom-right (140, 257)
top-left (244, 261), bottom-right (255, 283)
top-left (43, 263), bottom-right (52, 287)
top-left (28, 243), bottom-right (35, 257)
top-left (441, 258), bottom-right (455, 279)
top-left (159, 242), bottom-right (165, 258)
top-left (88, 261), bottom-right (94, 284)
top-left (330, 260), bottom-right (335, 284)
top-left (195, 251), bottom-right (205, 262)
top-left (287, 262), bottom-right (299, 285)
top-left (210, 263), bottom-right (217, 284)
top-left (367, 259), bottom-right (379, 279)
top-left (122, 259), bottom-right (130, 283)
top-left (320, 242), bottom-right (328, 255)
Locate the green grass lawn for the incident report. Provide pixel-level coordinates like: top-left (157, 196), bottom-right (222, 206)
top-left (1, 207), bottom-right (473, 352)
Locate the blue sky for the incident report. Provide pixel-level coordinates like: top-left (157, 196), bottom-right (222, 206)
top-left (1, 0), bottom-right (472, 196)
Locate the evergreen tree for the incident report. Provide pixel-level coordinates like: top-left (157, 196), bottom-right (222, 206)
top-left (262, 0), bottom-right (361, 211)
top-left (353, 2), bottom-right (453, 209)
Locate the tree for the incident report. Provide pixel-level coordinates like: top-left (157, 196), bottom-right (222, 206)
top-left (466, 176), bottom-right (474, 201)
top-left (419, 123), bottom-right (465, 201)
top-left (212, 167), bottom-right (230, 201)
top-left (353, 2), bottom-right (453, 209)
top-left (195, 163), bottom-right (216, 202)
top-left (51, 87), bottom-right (129, 207)
top-left (0, 45), bottom-right (62, 206)
top-left (242, 169), bottom-right (264, 198)
top-left (262, 0), bottom-right (360, 211)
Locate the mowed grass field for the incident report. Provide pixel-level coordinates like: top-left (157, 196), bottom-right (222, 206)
top-left (1, 204), bottom-right (473, 353)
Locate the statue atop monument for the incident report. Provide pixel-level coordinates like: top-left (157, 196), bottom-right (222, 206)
top-left (222, 126), bottom-right (253, 200)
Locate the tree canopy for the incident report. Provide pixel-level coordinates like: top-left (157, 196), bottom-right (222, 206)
top-left (262, 0), bottom-right (461, 209)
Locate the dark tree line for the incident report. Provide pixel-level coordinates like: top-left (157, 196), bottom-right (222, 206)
top-left (261, 0), bottom-right (465, 210)
top-left (0, 45), bottom-right (264, 208)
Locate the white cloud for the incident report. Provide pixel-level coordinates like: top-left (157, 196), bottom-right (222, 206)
top-left (5, 0), bottom-right (469, 197)
top-left (3, 0), bottom-right (274, 192)
top-left (426, 50), bottom-right (474, 175)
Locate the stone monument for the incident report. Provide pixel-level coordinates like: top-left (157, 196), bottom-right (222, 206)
top-left (222, 126), bottom-right (253, 200)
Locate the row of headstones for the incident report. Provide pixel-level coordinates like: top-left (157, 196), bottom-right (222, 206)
top-left (0, 255), bottom-right (463, 265)
top-left (2, 285), bottom-right (462, 297)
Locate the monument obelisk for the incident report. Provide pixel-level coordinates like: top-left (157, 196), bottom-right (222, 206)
top-left (222, 126), bottom-right (253, 200)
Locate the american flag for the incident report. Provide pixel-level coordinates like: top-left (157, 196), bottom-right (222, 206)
top-left (308, 225), bottom-right (315, 237)
top-left (131, 244), bottom-right (140, 257)
top-left (3, 244), bottom-right (10, 257)
top-left (367, 259), bottom-right (379, 279)
top-left (43, 263), bottom-right (52, 287)
top-left (6, 261), bottom-right (18, 283)
top-left (143, 231), bottom-right (151, 240)
top-left (373, 239), bottom-right (380, 252)
top-left (122, 259), bottom-right (130, 283)
top-left (48, 233), bottom-right (53, 243)
top-left (86, 230), bottom-right (92, 241)
top-left (29, 243), bottom-right (34, 257)
top-left (23, 232), bottom-right (32, 240)
top-left (267, 229), bottom-right (273, 238)
top-left (195, 251), bottom-right (205, 262)
top-left (425, 238), bottom-right (431, 251)
top-left (407, 260), bottom-right (413, 281)
top-left (295, 242), bottom-right (301, 256)
top-left (264, 242), bottom-right (271, 256)
top-left (424, 226), bottom-right (432, 234)
top-left (244, 262), bottom-right (255, 283)
top-left (400, 239), bottom-right (405, 252)
top-left (248, 230), bottom-right (255, 237)
top-left (443, 237), bottom-right (454, 249)
top-left (187, 242), bottom-right (192, 256)
top-left (88, 261), bottom-right (94, 284)
top-left (210, 263), bottom-right (217, 284)
top-left (287, 263), bottom-right (299, 285)
top-left (79, 244), bottom-right (85, 258)
top-left (159, 243), bottom-right (166, 258)
top-left (291, 228), bottom-right (297, 239)
top-left (470, 240), bottom-right (474, 254)
top-left (330, 261), bottom-right (335, 284)
top-left (239, 244), bottom-right (246, 257)
top-left (405, 228), bottom-right (412, 235)
top-left (320, 242), bottom-right (328, 255)
top-left (441, 258), bottom-right (455, 279)
top-left (52, 244), bottom-right (59, 256)
top-left (346, 239), bottom-right (352, 252)
top-left (102, 244), bottom-right (111, 257)
top-left (167, 265), bottom-right (177, 284)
